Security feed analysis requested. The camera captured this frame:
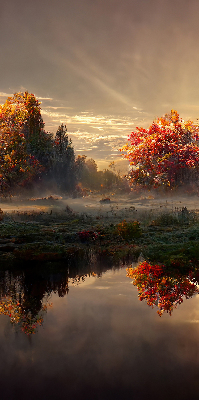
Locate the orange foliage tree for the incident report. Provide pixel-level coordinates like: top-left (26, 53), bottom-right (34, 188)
top-left (121, 110), bottom-right (199, 189)
top-left (0, 128), bottom-right (42, 192)
top-left (0, 92), bottom-right (53, 161)
top-left (0, 295), bottom-right (48, 335)
top-left (0, 270), bottom-right (53, 335)
top-left (0, 92), bottom-right (53, 193)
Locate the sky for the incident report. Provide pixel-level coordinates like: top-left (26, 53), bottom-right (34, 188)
top-left (1, 0), bottom-right (199, 171)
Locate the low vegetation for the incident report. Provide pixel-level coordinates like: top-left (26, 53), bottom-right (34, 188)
top-left (0, 201), bottom-right (198, 272)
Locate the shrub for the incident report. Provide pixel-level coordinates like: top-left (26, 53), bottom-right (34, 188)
top-left (116, 220), bottom-right (141, 241)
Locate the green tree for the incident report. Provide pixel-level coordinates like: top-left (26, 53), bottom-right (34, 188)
top-left (52, 124), bottom-right (76, 191)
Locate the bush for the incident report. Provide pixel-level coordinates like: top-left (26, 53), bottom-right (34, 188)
top-left (116, 220), bottom-right (141, 241)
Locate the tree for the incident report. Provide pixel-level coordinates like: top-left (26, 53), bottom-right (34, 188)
top-left (0, 128), bottom-right (43, 193)
top-left (0, 92), bottom-right (53, 194)
top-left (85, 158), bottom-right (98, 173)
top-left (121, 110), bottom-right (199, 190)
top-left (127, 261), bottom-right (198, 316)
top-left (0, 91), bottom-right (53, 166)
top-left (54, 124), bottom-right (70, 157)
top-left (74, 155), bottom-right (87, 182)
top-left (52, 124), bottom-right (76, 191)
top-left (74, 156), bottom-right (98, 189)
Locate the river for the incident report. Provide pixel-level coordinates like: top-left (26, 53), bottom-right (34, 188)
top-left (0, 262), bottom-right (199, 399)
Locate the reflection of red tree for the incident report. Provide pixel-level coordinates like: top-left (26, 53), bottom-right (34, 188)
top-left (127, 261), bottom-right (198, 316)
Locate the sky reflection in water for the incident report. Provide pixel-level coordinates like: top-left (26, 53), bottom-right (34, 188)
top-left (0, 264), bottom-right (199, 399)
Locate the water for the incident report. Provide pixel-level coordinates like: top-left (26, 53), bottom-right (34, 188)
top-left (0, 262), bottom-right (199, 400)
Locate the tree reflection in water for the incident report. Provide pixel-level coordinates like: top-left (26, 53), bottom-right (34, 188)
top-left (127, 261), bottom-right (199, 315)
top-left (0, 270), bottom-right (55, 335)
top-left (3, 257), bottom-right (194, 334)
top-left (0, 258), bottom-right (122, 335)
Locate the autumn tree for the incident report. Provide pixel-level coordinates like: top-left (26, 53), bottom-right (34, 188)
top-left (0, 92), bottom-right (54, 194)
top-left (0, 92), bottom-right (53, 165)
top-left (127, 261), bottom-right (198, 316)
top-left (0, 129), bottom-right (42, 193)
top-left (121, 110), bottom-right (199, 190)
top-left (0, 94), bottom-right (77, 194)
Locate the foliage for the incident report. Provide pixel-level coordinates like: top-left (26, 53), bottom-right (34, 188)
top-left (54, 124), bottom-right (72, 157)
top-left (0, 128), bottom-right (43, 192)
top-left (51, 123), bottom-right (76, 191)
top-left (0, 91), bottom-right (129, 195)
top-left (0, 92), bottom-right (53, 164)
top-left (78, 230), bottom-right (98, 242)
top-left (0, 93), bottom-right (78, 194)
top-left (151, 213), bottom-right (179, 226)
top-left (74, 155), bottom-right (129, 193)
top-left (116, 220), bottom-right (141, 241)
top-left (74, 155), bottom-right (99, 190)
top-left (127, 261), bottom-right (198, 316)
top-left (121, 110), bottom-right (199, 190)
top-left (0, 92), bottom-right (53, 193)
top-left (0, 296), bottom-right (48, 335)
top-left (144, 240), bottom-right (199, 270)
top-left (0, 271), bottom-right (52, 335)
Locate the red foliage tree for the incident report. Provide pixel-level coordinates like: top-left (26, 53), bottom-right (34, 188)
top-left (121, 110), bottom-right (199, 189)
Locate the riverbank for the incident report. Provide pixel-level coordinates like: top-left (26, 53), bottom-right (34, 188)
top-left (0, 193), bottom-right (199, 270)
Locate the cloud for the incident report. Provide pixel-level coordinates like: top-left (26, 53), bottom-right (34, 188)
top-left (44, 106), bottom-right (73, 109)
top-left (0, 92), bottom-right (13, 97)
top-left (0, 92), bottom-right (53, 102)
top-left (42, 108), bottom-right (136, 132)
top-left (37, 96), bottom-right (53, 100)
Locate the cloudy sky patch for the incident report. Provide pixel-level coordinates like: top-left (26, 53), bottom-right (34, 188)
top-left (1, 0), bottom-right (199, 170)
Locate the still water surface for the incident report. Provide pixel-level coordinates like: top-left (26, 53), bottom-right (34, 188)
top-left (0, 262), bottom-right (199, 400)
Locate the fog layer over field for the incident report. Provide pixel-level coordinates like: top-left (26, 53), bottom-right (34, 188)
top-left (0, 192), bottom-right (199, 223)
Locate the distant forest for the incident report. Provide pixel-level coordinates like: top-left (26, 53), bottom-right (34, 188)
top-left (0, 92), bottom-right (128, 197)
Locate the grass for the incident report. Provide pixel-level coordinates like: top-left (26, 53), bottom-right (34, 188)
top-left (0, 204), bottom-right (199, 271)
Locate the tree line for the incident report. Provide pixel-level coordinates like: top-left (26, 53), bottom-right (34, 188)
top-left (2, 93), bottom-right (197, 196)
top-left (0, 92), bottom-right (127, 196)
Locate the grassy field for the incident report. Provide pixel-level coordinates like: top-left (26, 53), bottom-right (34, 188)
top-left (0, 193), bottom-right (199, 271)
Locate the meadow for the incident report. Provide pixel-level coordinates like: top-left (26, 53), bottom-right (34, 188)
top-left (0, 192), bottom-right (198, 272)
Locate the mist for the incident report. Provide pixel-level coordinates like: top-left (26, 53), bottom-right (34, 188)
top-left (0, 189), bottom-right (198, 226)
